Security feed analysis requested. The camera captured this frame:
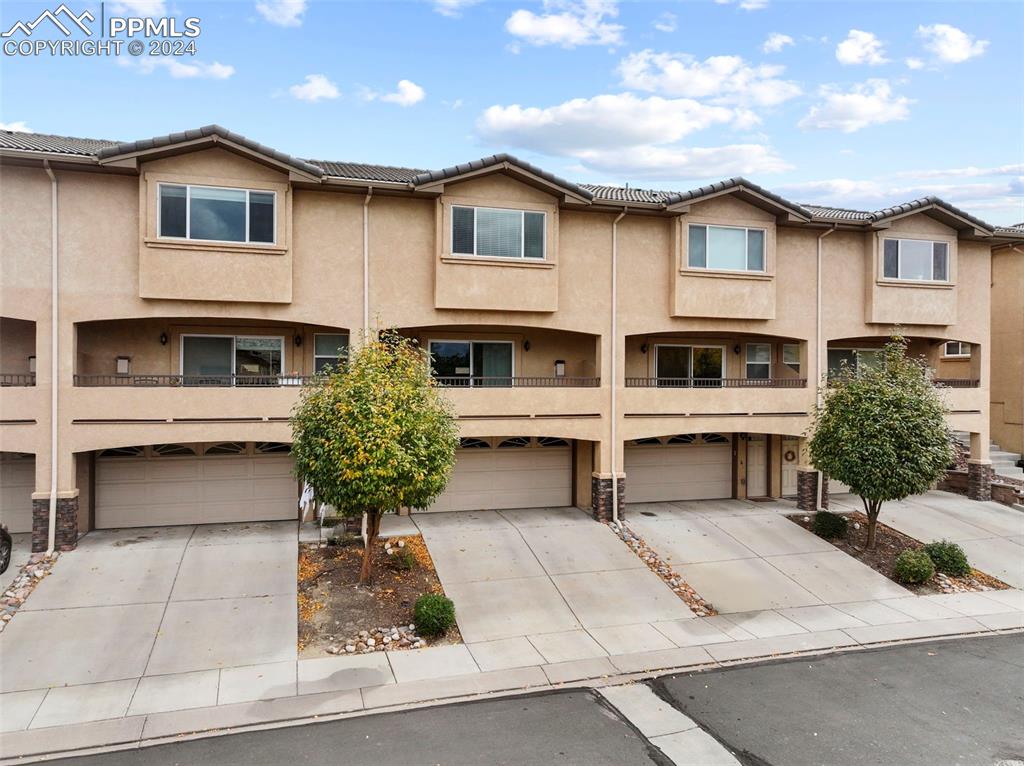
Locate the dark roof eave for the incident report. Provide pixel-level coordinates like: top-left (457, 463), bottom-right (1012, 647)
top-left (664, 177), bottom-right (812, 221)
top-left (410, 153), bottom-right (594, 203)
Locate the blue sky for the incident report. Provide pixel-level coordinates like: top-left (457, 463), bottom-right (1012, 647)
top-left (1, 0), bottom-right (1021, 223)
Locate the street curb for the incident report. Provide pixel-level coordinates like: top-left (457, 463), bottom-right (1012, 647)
top-left (2, 626), bottom-right (1020, 764)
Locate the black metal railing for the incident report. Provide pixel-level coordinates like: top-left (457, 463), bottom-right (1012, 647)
top-left (433, 376), bottom-right (601, 388)
top-left (625, 377), bottom-right (807, 388)
top-left (933, 378), bottom-right (980, 388)
top-left (73, 374), bottom-right (316, 387)
top-left (0, 373), bottom-right (36, 386)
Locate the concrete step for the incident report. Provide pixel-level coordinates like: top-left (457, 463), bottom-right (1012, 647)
top-left (994, 466), bottom-right (1024, 480)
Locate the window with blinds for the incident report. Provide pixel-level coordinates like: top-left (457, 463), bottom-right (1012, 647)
top-left (451, 205), bottom-right (546, 259)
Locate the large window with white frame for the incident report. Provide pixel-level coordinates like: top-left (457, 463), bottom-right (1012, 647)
top-left (688, 224), bottom-right (765, 272)
top-left (827, 348), bottom-right (882, 379)
top-left (882, 238), bottom-right (949, 282)
top-left (451, 205), bottom-right (546, 260)
top-left (428, 340), bottom-right (514, 386)
top-left (158, 183), bottom-right (276, 244)
top-left (180, 335), bottom-right (284, 385)
top-left (655, 344), bottom-right (725, 387)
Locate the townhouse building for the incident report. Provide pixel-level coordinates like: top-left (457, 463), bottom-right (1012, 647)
top-left (990, 231), bottom-right (1024, 458)
top-left (2, 125), bottom-right (1019, 553)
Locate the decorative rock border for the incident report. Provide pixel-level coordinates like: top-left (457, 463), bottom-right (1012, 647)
top-left (607, 521), bottom-right (717, 617)
top-left (0, 553), bottom-right (58, 633)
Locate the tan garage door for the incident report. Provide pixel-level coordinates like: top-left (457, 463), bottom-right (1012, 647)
top-left (625, 434), bottom-right (732, 502)
top-left (96, 445), bottom-right (297, 528)
top-left (428, 441), bottom-right (572, 512)
top-left (0, 454), bottom-right (35, 533)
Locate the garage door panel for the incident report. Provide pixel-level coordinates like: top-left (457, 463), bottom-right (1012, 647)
top-left (625, 444), bottom-right (732, 503)
top-left (0, 457), bottom-right (35, 533)
top-left (428, 447), bottom-right (571, 512)
top-left (97, 454), bottom-right (296, 528)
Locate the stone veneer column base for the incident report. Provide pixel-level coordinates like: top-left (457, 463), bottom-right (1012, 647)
top-left (796, 470), bottom-right (819, 512)
top-left (591, 476), bottom-right (625, 522)
top-left (966, 461), bottom-right (993, 502)
top-left (31, 496), bottom-right (79, 553)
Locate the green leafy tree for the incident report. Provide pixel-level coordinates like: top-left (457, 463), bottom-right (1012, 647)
top-left (809, 336), bottom-right (953, 550)
top-left (291, 330), bottom-right (459, 584)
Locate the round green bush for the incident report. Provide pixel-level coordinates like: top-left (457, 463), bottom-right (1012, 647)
top-left (811, 510), bottom-right (849, 539)
top-left (894, 549), bottom-right (935, 584)
top-left (922, 540), bottom-right (971, 576)
top-left (414, 594), bottom-right (456, 637)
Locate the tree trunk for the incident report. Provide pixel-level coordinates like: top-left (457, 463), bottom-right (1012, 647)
top-left (358, 510), bottom-right (383, 585)
top-left (865, 501), bottom-right (882, 551)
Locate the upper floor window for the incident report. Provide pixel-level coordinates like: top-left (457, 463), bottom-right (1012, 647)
top-left (313, 333), bottom-right (349, 373)
top-left (452, 205), bottom-right (545, 260)
top-left (746, 343), bottom-right (771, 380)
top-left (688, 224), bottom-right (765, 272)
top-left (828, 348), bottom-right (881, 379)
top-left (159, 184), bottom-right (276, 245)
top-left (782, 344), bottom-right (800, 374)
top-left (882, 238), bottom-right (948, 282)
top-left (943, 341), bottom-right (970, 358)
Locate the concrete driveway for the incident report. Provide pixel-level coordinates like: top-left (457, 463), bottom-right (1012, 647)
top-left (0, 521), bottom-right (296, 729)
top-left (626, 499), bottom-right (910, 614)
top-left (831, 491), bottom-right (1024, 588)
top-left (415, 507), bottom-right (696, 665)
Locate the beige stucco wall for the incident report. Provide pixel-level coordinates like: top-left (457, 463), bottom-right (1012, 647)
top-left (0, 148), bottom-right (998, 503)
top-left (991, 247), bottom-right (1024, 454)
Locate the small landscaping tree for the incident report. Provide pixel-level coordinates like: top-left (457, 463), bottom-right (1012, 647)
top-left (809, 335), bottom-right (953, 550)
top-left (291, 330), bottom-right (459, 584)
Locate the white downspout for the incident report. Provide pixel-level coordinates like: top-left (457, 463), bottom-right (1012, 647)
top-left (43, 161), bottom-right (58, 555)
top-left (610, 208), bottom-right (627, 524)
top-left (815, 225), bottom-right (836, 510)
top-left (362, 187), bottom-right (374, 337)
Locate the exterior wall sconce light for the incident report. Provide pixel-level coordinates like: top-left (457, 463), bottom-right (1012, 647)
top-left (733, 344), bottom-right (741, 355)
top-left (115, 356), bottom-right (131, 375)
top-left (640, 343), bottom-right (648, 354)
top-left (159, 332), bottom-right (168, 345)
top-left (294, 335), bottom-right (302, 347)
top-left (554, 359), bottom-right (566, 377)
top-left (523, 340), bottom-right (531, 351)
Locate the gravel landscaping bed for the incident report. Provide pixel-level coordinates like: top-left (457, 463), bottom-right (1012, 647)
top-left (0, 553), bottom-right (58, 633)
top-left (787, 512), bottom-right (1010, 595)
top-left (298, 535), bottom-right (461, 657)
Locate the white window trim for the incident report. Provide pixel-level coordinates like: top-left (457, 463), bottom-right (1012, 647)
top-left (653, 344), bottom-right (727, 379)
top-left (745, 343), bottom-right (772, 379)
top-left (179, 334), bottom-right (286, 381)
top-left (883, 237), bottom-right (949, 283)
top-left (688, 223), bottom-right (767, 274)
top-left (313, 332), bottom-right (350, 371)
top-left (158, 183), bottom-right (277, 246)
top-left (782, 343), bottom-right (801, 373)
top-left (451, 205), bottom-right (546, 260)
top-left (942, 341), bottom-right (970, 358)
top-left (427, 339), bottom-right (516, 384)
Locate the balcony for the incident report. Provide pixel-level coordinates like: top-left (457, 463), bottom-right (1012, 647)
top-left (74, 374), bottom-right (315, 387)
top-left (933, 378), bottom-right (980, 388)
top-left (0, 374), bottom-right (36, 386)
top-left (625, 377), bottom-right (806, 389)
top-left (434, 376), bottom-right (600, 388)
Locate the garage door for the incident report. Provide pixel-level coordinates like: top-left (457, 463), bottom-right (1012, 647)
top-left (1, 453), bottom-right (35, 533)
top-left (96, 443), bottom-right (297, 528)
top-left (625, 434), bottom-right (732, 503)
top-left (428, 438), bottom-right (572, 512)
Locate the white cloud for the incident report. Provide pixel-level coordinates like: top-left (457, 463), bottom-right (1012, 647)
top-left (575, 144), bottom-right (789, 179)
top-left (368, 79), bottom-right (426, 107)
top-left (762, 33), bottom-right (793, 54)
top-left (109, 0), bottom-right (167, 15)
top-left (289, 74), bottom-right (340, 102)
top-left (123, 58), bottom-right (235, 79)
top-left (0, 121), bottom-right (31, 132)
top-left (798, 79), bottom-right (910, 133)
top-left (917, 24), bottom-right (988, 63)
top-left (893, 164), bottom-right (1024, 179)
top-left (714, 0), bottom-right (768, 10)
top-left (255, 0), bottom-right (307, 27)
top-left (652, 12), bottom-right (676, 33)
top-left (433, 0), bottom-right (479, 16)
top-left (477, 93), bottom-right (736, 154)
top-left (835, 29), bottom-right (888, 65)
top-left (905, 57), bottom-right (924, 70)
top-left (618, 50), bottom-right (801, 107)
top-left (505, 0), bottom-right (623, 48)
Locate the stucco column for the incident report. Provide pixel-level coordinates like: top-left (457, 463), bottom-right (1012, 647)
top-left (591, 438), bottom-right (624, 522)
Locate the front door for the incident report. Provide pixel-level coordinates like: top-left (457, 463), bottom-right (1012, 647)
top-left (746, 435), bottom-right (767, 497)
top-left (781, 438), bottom-right (799, 496)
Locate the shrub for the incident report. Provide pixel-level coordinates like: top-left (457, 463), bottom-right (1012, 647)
top-left (894, 549), bottom-right (935, 584)
top-left (388, 548), bottom-right (417, 571)
top-left (811, 511), bottom-right (849, 539)
top-left (923, 540), bottom-right (971, 576)
top-left (414, 593), bottom-right (456, 637)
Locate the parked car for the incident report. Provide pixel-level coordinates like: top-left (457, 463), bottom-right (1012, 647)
top-left (0, 525), bottom-right (12, 575)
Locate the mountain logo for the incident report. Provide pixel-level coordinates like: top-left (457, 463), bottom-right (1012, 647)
top-left (1, 4), bottom-right (95, 38)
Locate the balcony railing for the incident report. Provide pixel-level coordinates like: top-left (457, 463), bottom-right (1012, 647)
top-left (74, 374), bottom-right (316, 387)
top-left (625, 377), bottom-right (807, 388)
top-left (0, 373), bottom-right (36, 386)
top-left (433, 376), bottom-right (601, 388)
top-left (933, 378), bottom-right (980, 388)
